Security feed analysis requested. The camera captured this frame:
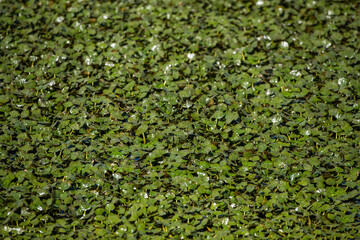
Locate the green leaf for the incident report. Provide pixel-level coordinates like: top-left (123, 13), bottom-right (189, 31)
top-left (106, 214), bottom-right (121, 225)
top-left (105, 203), bottom-right (115, 212)
top-left (94, 228), bottom-right (108, 236)
top-left (0, 95), bottom-right (9, 103)
top-left (225, 111), bottom-right (239, 124)
top-left (136, 124), bottom-right (148, 135)
top-left (337, 190), bottom-right (358, 201)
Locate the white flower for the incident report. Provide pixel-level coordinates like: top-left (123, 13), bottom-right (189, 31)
top-left (56, 16), bottom-right (64, 23)
top-left (271, 116), bottom-right (282, 124)
top-left (164, 64), bottom-right (172, 74)
top-left (105, 61), bottom-right (114, 67)
top-left (112, 173), bottom-right (121, 179)
top-left (338, 78), bottom-right (346, 87)
top-left (140, 192), bottom-right (149, 199)
top-left (221, 218), bottom-right (229, 225)
top-left (187, 53), bottom-right (195, 61)
top-left (280, 41), bottom-right (289, 48)
top-left (256, 0), bottom-right (264, 6)
top-left (48, 80), bottom-right (55, 87)
top-left (15, 76), bottom-right (27, 84)
top-left (84, 56), bottom-right (92, 65)
top-left (216, 61), bottom-right (225, 69)
top-left (323, 40), bottom-right (331, 48)
top-left (290, 70), bottom-right (301, 77)
top-left (151, 44), bottom-right (160, 51)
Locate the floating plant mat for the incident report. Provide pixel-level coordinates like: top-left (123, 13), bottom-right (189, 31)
top-left (0, 0), bottom-right (359, 238)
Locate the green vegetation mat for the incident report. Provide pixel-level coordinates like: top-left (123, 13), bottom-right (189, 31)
top-left (1, 0), bottom-right (359, 239)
